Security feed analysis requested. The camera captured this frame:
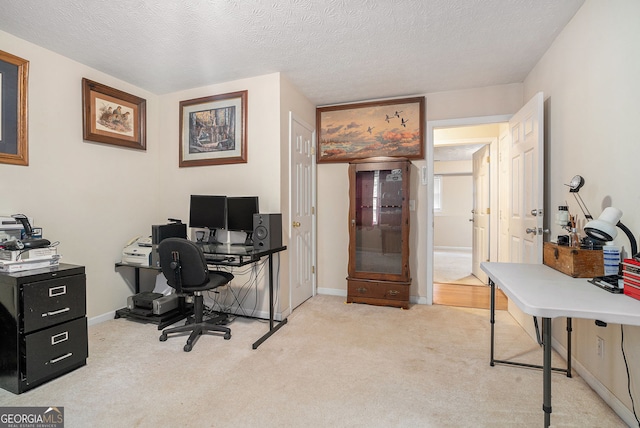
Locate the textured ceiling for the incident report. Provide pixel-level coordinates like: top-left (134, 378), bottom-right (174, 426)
top-left (0, 0), bottom-right (584, 106)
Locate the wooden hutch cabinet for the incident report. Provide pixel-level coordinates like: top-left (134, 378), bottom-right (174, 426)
top-left (347, 157), bottom-right (411, 309)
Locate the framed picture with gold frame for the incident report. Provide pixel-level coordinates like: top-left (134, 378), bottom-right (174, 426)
top-left (0, 50), bottom-right (29, 166)
top-left (82, 78), bottom-right (146, 150)
top-left (317, 96), bottom-right (425, 163)
top-left (179, 90), bottom-right (248, 167)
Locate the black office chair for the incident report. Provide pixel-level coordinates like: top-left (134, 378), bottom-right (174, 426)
top-left (157, 238), bottom-right (234, 352)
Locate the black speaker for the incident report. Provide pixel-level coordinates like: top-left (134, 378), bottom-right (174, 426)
top-left (253, 213), bottom-right (282, 250)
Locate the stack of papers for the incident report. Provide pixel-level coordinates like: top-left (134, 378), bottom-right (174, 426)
top-left (0, 252), bottom-right (60, 273)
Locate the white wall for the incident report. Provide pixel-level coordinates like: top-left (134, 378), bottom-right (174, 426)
top-left (155, 73), bottom-right (289, 318)
top-left (316, 84), bottom-right (524, 299)
top-left (1, 31), bottom-right (316, 321)
top-left (522, 0), bottom-right (640, 421)
top-left (0, 31), bottom-right (160, 319)
top-left (433, 170), bottom-right (472, 248)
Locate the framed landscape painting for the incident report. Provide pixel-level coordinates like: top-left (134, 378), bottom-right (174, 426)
top-left (316, 96), bottom-right (425, 163)
top-left (179, 90), bottom-right (247, 167)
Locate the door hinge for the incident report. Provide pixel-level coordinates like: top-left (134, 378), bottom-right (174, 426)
top-left (486, 156), bottom-right (490, 163)
top-left (311, 206), bottom-right (315, 215)
top-left (486, 208), bottom-right (491, 214)
top-left (311, 146), bottom-right (316, 155)
top-left (312, 266), bottom-right (315, 274)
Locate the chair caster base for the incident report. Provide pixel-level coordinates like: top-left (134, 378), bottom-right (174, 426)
top-left (224, 332), bottom-right (231, 340)
top-left (184, 344), bottom-right (192, 352)
top-left (159, 334), bottom-right (167, 342)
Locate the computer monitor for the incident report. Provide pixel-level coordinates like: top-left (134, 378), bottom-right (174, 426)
top-left (189, 195), bottom-right (227, 243)
top-left (227, 196), bottom-right (259, 245)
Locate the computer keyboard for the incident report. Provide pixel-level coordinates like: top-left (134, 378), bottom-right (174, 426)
top-left (204, 254), bottom-right (226, 262)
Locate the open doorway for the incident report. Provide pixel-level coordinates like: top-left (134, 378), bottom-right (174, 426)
top-left (431, 123), bottom-right (507, 309)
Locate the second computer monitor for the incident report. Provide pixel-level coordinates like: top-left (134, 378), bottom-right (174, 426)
top-left (227, 196), bottom-right (259, 245)
top-left (189, 195), bottom-right (227, 243)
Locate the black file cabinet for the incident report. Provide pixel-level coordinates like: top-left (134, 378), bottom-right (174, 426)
top-left (0, 263), bottom-right (88, 394)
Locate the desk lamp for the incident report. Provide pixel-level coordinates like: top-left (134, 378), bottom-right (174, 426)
top-left (566, 175), bottom-right (593, 220)
top-left (585, 207), bottom-right (638, 294)
top-left (584, 207), bottom-right (638, 257)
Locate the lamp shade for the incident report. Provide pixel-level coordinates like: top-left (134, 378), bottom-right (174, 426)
top-left (584, 207), bottom-right (623, 242)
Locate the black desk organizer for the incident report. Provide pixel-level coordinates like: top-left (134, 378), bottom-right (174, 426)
top-left (588, 275), bottom-right (624, 294)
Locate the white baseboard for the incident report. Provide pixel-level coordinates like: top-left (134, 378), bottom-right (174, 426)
top-left (411, 296), bottom-right (429, 305)
top-left (317, 287), bottom-right (347, 297)
top-left (317, 289), bottom-right (429, 306)
top-left (89, 311), bottom-right (116, 326)
top-left (552, 336), bottom-right (636, 426)
top-left (434, 246), bottom-right (472, 252)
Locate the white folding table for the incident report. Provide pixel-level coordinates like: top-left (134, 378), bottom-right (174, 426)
top-left (481, 262), bottom-right (640, 427)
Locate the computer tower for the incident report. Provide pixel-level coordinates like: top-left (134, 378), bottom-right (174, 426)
top-left (151, 222), bottom-right (187, 267)
top-left (253, 214), bottom-right (282, 250)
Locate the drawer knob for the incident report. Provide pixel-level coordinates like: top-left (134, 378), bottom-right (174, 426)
top-left (356, 287), bottom-right (368, 293)
top-left (388, 290), bottom-right (400, 296)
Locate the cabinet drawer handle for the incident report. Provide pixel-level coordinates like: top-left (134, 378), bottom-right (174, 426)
top-left (43, 307), bottom-right (70, 317)
top-left (50, 353), bottom-right (73, 364)
top-left (388, 290), bottom-right (400, 296)
top-left (49, 285), bottom-right (67, 297)
top-left (356, 287), bottom-right (368, 293)
top-left (51, 331), bottom-right (69, 345)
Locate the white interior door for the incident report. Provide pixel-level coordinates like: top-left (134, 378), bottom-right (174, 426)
top-left (472, 144), bottom-right (490, 282)
top-left (498, 127), bottom-right (511, 262)
top-left (289, 113), bottom-right (316, 310)
top-left (508, 92), bottom-right (544, 263)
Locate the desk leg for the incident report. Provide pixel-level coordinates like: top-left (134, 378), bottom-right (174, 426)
top-left (134, 267), bottom-right (140, 294)
top-left (543, 317), bottom-right (552, 428)
top-left (489, 279), bottom-right (496, 366)
top-left (252, 253), bottom-right (288, 349)
top-left (567, 317), bottom-right (572, 378)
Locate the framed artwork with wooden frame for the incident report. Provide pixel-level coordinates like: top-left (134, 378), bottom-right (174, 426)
top-left (0, 50), bottom-right (29, 166)
top-left (316, 96), bottom-right (425, 163)
top-left (179, 90), bottom-right (247, 167)
top-left (82, 78), bottom-right (146, 150)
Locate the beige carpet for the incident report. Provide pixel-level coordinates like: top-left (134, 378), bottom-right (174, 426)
top-left (434, 248), bottom-right (484, 285)
top-left (0, 295), bottom-right (625, 427)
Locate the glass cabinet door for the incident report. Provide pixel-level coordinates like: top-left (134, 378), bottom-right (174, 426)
top-left (349, 159), bottom-right (410, 282)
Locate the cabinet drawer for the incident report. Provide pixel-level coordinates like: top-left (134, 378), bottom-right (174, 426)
top-left (348, 279), bottom-right (409, 301)
top-left (22, 275), bottom-right (86, 333)
top-left (24, 317), bottom-right (87, 384)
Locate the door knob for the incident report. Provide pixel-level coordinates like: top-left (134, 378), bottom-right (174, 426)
top-left (292, 221), bottom-right (301, 228)
top-left (526, 228), bottom-right (537, 235)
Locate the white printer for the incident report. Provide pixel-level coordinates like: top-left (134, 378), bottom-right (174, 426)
top-left (122, 237), bottom-right (153, 266)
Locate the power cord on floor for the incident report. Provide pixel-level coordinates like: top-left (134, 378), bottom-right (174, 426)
top-left (621, 325), bottom-right (640, 426)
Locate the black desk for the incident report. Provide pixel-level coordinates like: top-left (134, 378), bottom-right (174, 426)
top-left (115, 244), bottom-right (287, 348)
top-left (199, 244), bottom-right (288, 349)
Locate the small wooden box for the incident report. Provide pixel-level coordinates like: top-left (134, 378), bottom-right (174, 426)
top-left (543, 242), bottom-right (604, 278)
